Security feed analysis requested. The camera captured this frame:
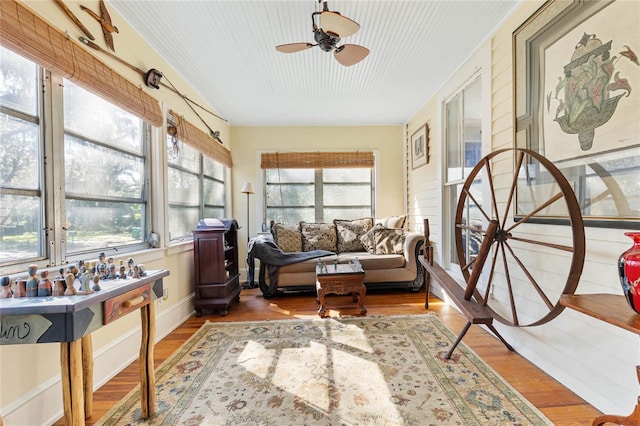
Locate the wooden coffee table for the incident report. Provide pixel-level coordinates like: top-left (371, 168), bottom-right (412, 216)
top-left (315, 263), bottom-right (366, 317)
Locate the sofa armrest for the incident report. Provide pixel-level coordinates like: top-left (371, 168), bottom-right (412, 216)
top-left (404, 232), bottom-right (425, 270)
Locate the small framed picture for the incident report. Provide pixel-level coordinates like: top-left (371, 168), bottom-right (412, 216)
top-left (411, 123), bottom-right (429, 169)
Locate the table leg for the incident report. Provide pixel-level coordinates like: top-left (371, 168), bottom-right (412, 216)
top-left (357, 286), bottom-right (367, 314)
top-left (317, 287), bottom-right (327, 318)
top-left (81, 335), bottom-right (93, 418)
top-left (140, 301), bottom-right (156, 418)
top-left (60, 340), bottom-right (84, 426)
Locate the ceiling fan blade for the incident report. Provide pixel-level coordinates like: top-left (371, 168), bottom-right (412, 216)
top-left (334, 44), bottom-right (369, 66)
top-left (276, 43), bottom-right (314, 53)
top-left (320, 11), bottom-right (360, 37)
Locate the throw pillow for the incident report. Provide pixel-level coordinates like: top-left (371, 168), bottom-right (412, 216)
top-left (272, 223), bottom-right (302, 252)
top-left (334, 217), bottom-right (374, 253)
top-left (375, 214), bottom-right (407, 229)
top-left (359, 224), bottom-right (384, 254)
top-left (300, 222), bottom-right (337, 252)
top-left (373, 227), bottom-right (406, 255)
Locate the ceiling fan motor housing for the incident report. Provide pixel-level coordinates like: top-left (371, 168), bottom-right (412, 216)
top-left (314, 29), bottom-right (339, 52)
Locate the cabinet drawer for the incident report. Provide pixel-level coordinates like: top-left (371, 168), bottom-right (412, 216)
top-left (197, 278), bottom-right (239, 299)
top-left (103, 284), bottom-right (152, 325)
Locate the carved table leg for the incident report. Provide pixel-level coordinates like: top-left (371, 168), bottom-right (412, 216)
top-left (60, 339), bottom-right (84, 426)
top-left (356, 286), bottom-right (367, 315)
top-left (317, 286), bottom-right (327, 317)
top-left (81, 335), bottom-right (93, 418)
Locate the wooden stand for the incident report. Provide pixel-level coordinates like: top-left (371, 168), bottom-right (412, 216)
top-left (421, 219), bottom-right (514, 359)
top-left (560, 293), bottom-right (640, 426)
top-left (315, 264), bottom-right (366, 318)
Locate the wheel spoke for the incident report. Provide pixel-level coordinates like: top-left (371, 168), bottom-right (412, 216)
top-left (507, 236), bottom-right (575, 253)
top-left (506, 191), bottom-right (564, 233)
top-left (499, 242), bottom-right (519, 326)
top-left (503, 241), bottom-right (554, 310)
top-left (501, 151), bottom-right (525, 229)
top-left (462, 187), bottom-right (492, 223)
top-left (481, 244), bottom-right (500, 305)
top-left (483, 159), bottom-right (501, 225)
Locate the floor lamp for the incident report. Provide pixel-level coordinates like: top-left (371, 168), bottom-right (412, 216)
top-left (241, 182), bottom-right (256, 288)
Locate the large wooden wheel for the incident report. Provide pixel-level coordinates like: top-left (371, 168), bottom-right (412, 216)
top-left (454, 148), bottom-right (585, 327)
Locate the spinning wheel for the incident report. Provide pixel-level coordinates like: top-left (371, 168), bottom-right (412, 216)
top-left (454, 148), bottom-right (585, 327)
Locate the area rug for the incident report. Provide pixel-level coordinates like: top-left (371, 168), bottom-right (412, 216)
top-left (97, 314), bottom-right (551, 425)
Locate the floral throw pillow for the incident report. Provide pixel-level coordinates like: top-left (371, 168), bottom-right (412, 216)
top-left (272, 223), bottom-right (302, 253)
top-left (360, 224), bottom-right (405, 255)
top-left (334, 217), bottom-right (374, 253)
top-left (375, 214), bottom-right (407, 229)
top-left (300, 222), bottom-right (337, 252)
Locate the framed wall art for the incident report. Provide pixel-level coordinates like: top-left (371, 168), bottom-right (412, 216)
top-left (513, 0), bottom-right (640, 228)
top-left (411, 123), bottom-right (429, 170)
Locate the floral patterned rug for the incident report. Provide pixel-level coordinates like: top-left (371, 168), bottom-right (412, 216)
top-left (97, 314), bottom-right (551, 425)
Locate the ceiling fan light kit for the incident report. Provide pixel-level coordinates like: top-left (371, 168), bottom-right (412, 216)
top-left (275, 1), bottom-right (369, 66)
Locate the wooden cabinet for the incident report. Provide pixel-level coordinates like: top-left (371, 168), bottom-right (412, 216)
top-left (193, 219), bottom-right (241, 316)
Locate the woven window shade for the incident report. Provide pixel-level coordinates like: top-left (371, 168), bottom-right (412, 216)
top-left (260, 152), bottom-right (374, 169)
top-left (0, 0), bottom-right (162, 127)
top-left (168, 110), bottom-right (232, 168)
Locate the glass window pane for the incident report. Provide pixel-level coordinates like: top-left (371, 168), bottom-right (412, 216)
top-left (266, 207), bottom-right (314, 225)
top-left (324, 183), bottom-right (371, 205)
top-left (65, 199), bottom-right (144, 252)
top-left (1, 115), bottom-right (39, 190)
top-left (0, 194), bottom-right (42, 262)
top-left (204, 177), bottom-right (224, 206)
top-left (446, 94), bottom-right (462, 182)
top-left (168, 168), bottom-right (199, 205)
top-left (65, 135), bottom-right (144, 198)
top-left (265, 168), bottom-right (313, 183)
top-left (463, 78), bottom-right (482, 175)
top-left (324, 207), bottom-right (372, 220)
top-left (167, 136), bottom-right (199, 170)
top-left (0, 47), bottom-right (38, 115)
top-left (203, 156), bottom-right (224, 179)
top-left (64, 80), bottom-right (143, 154)
top-left (266, 184), bottom-right (314, 206)
top-left (323, 168), bottom-right (370, 182)
top-left (204, 206), bottom-right (224, 219)
top-left (168, 206), bottom-right (199, 240)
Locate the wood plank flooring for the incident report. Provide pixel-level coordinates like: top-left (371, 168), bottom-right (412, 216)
top-left (56, 287), bottom-right (603, 425)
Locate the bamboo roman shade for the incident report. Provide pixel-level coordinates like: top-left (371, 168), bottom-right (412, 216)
top-left (168, 110), bottom-right (233, 168)
top-left (0, 0), bottom-right (162, 127)
top-left (260, 152), bottom-right (374, 169)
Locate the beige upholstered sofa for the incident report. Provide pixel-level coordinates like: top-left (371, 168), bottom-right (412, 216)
top-left (255, 216), bottom-right (426, 298)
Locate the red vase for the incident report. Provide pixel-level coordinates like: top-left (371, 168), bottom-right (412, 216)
top-left (618, 232), bottom-right (640, 314)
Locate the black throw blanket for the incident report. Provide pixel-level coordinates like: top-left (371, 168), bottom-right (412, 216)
top-left (246, 235), bottom-right (333, 293)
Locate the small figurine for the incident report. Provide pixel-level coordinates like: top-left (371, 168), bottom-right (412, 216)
top-left (0, 276), bottom-right (12, 298)
top-left (52, 277), bottom-right (66, 296)
top-left (26, 264), bottom-right (39, 297)
top-left (13, 278), bottom-right (27, 297)
top-left (132, 264), bottom-right (140, 279)
top-left (38, 270), bottom-right (52, 297)
top-left (127, 258), bottom-right (135, 276)
top-left (92, 274), bottom-right (101, 291)
top-left (64, 272), bottom-right (77, 295)
top-left (119, 265), bottom-right (127, 279)
top-left (106, 264), bottom-right (117, 279)
top-left (137, 263), bottom-right (147, 277)
top-left (97, 252), bottom-right (107, 273)
top-left (97, 263), bottom-right (107, 279)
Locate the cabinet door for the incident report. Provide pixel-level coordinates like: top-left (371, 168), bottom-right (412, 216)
top-left (195, 232), bottom-right (226, 283)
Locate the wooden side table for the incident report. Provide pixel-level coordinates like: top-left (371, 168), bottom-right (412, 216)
top-left (560, 293), bottom-right (640, 426)
top-left (316, 263), bottom-right (366, 318)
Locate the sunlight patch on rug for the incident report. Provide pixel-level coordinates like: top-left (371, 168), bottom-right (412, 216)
top-left (96, 314), bottom-right (552, 425)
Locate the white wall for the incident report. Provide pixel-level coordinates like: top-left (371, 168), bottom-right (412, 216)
top-left (406, 0), bottom-right (640, 415)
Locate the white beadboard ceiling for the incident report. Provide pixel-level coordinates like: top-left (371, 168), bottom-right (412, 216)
top-left (110, 0), bottom-right (520, 126)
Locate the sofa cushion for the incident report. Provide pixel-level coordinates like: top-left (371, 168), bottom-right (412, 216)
top-left (337, 252), bottom-right (405, 269)
top-left (375, 214), bottom-right (406, 229)
top-left (300, 222), bottom-right (338, 252)
top-left (272, 223), bottom-right (302, 253)
top-left (334, 217), bottom-right (374, 253)
top-left (279, 254), bottom-right (337, 273)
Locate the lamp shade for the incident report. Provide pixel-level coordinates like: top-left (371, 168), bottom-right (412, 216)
top-left (240, 182), bottom-right (255, 194)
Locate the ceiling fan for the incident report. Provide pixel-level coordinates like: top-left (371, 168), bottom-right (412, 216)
top-left (275, 0), bottom-right (369, 67)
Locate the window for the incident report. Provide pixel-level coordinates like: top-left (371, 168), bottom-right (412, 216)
top-left (63, 80), bottom-right (148, 255)
top-left (265, 167), bottom-right (373, 225)
top-left (0, 47), bottom-right (42, 263)
top-left (0, 46), bottom-right (155, 271)
top-left (444, 77), bottom-right (482, 267)
top-left (167, 136), bottom-right (226, 241)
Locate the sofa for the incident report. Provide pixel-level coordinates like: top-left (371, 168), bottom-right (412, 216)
top-left (253, 216), bottom-right (425, 298)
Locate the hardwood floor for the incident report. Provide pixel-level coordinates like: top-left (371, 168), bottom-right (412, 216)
top-left (57, 287), bottom-right (603, 425)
